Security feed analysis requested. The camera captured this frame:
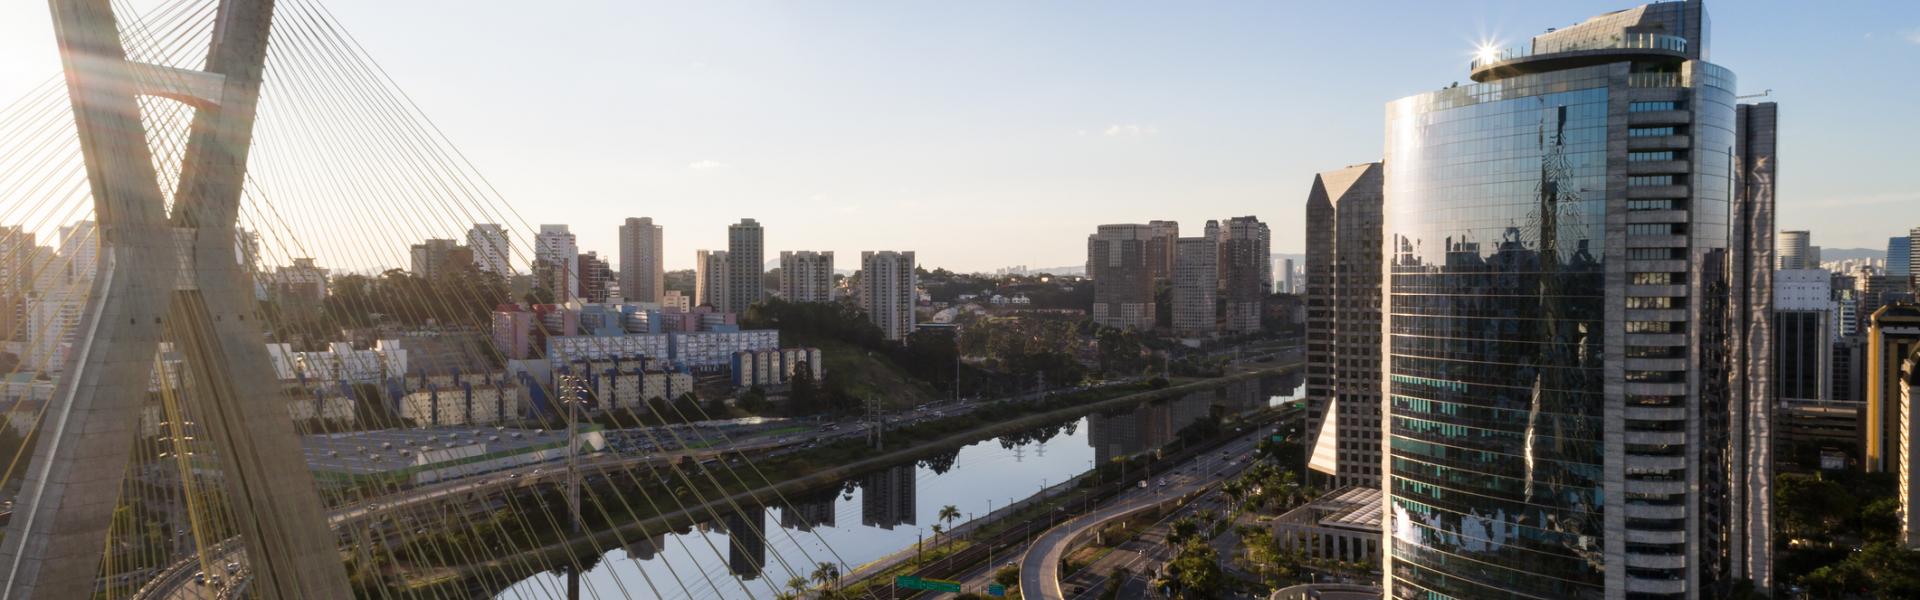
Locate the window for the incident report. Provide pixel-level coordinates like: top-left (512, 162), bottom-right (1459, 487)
top-left (1627, 223), bottom-right (1685, 236)
top-left (1629, 175), bottom-right (1675, 186)
top-left (1632, 272), bottom-right (1680, 285)
top-left (1630, 151), bottom-right (1677, 161)
top-left (1627, 248), bottom-right (1683, 260)
top-left (1629, 127), bottom-right (1676, 137)
top-left (1626, 321), bottom-right (1681, 333)
top-left (1629, 101), bottom-right (1681, 112)
top-left (1627, 297), bottom-right (1675, 309)
top-left (1628, 200), bottom-right (1679, 211)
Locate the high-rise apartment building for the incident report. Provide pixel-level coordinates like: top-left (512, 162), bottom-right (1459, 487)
top-left (534, 225), bottom-right (578, 303)
top-left (1170, 237), bottom-right (1217, 336)
top-left (1146, 220), bottom-right (1179, 283)
top-left (577, 252), bottom-right (611, 303)
top-left (1777, 230), bottom-right (1811, 270)
top-left (1302, 163), bottom-right (1382, 488)
top-left (0, 227), bottom-right (33, 343)
top-left (1217, 216), bottom-right (1269, 333)
top-left (467, 223), bottom-right (511, 277)
top-left (1280, 257), bottom-right (1295, 294)
top-left (409, 238), bottom-right (463, 279)
top-left (268, 258), bottom-right (329, 304)
top-left (859, 251), bottom-right (916, 341)
top-left (56, 221), bottom-right (97, 285)
top-left (618, 217), bottom-right (664, 303)
top-left (779, 251), bottom-right (836, 303)
top-left (1381, 2), bottom-right (1775, 595)
top-left (727, 219), bottom-right (765, 313)
top-left (694, 250), bottom-right (730, 311)
top-left (1910, 227), bottom-right (1920, 290)
top-left (1087, 224), bottom-right (1157, 330)
top-left (1868, 304), bottom-right (1920, 474)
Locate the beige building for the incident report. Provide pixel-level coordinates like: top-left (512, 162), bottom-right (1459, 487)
top-left (779, 250), bottom-right (836, 303)
top-left (619, 217), bottom-right (665, 303)
top-left (859, 251), bottom-right (917, 341)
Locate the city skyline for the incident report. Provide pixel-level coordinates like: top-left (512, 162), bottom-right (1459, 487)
top-left (2, 1), bottom-right (1915, 272)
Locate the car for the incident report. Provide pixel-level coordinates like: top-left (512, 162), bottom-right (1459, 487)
top-left (1137, 480), bottom-right (1148, 489)
top-left (1158, 479), bottom-right (1167, 487)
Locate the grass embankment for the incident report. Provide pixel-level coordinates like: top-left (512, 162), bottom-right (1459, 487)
top-left (816, 339), bottom-right (937, 410)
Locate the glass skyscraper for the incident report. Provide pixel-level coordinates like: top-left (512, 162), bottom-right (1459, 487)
top-left (1381, 1), bottom-right (1771, 598)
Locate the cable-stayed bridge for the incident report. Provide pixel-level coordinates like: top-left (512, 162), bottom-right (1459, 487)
top-left (0, 1), bottom-right (877, 598)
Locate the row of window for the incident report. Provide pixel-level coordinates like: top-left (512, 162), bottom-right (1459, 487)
top-left (1628, 100), bottom-right (1683, 112)
top-left (1628, 126), bottom-right (1677, 137)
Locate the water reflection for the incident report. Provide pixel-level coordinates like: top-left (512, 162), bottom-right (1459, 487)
top-left (496, 373), bottom-right (1301, 599)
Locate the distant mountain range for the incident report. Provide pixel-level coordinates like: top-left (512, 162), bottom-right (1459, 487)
top-left (1819, 248), bottom-right (1888, 263)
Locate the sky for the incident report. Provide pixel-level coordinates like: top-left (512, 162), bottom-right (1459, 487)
top-left (2, 1), bottom-right (1917, 273)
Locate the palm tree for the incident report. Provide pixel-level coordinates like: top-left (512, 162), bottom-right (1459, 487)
top-left (937, 504), bottom-right (963, 566)
top-left (811, 562), bottom-right (840, 592)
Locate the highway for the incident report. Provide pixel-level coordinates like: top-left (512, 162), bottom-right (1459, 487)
top-left (1017, 427), bottom-right (1268, 600)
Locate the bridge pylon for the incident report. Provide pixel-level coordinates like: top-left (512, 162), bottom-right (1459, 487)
top-left (0, 1), bottom-right (352, 598)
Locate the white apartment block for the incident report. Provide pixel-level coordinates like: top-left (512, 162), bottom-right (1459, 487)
top-left (860, 251), bottom-right (917, 341)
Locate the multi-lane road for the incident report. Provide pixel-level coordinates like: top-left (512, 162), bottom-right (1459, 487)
top-left (1017, 427), bottom-right (1269, 600)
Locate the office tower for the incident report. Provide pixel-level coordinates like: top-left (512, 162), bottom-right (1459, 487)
top-left (1889, 236), bottom-right (1912, 281)
top-left (694, 250), bottom-right (730, 311)
top-left (1217, 216), bottom-right (1269, 333)
top-left (1302, 163), bottom-right (1382, 488)
top-left (534, 225), bottom-right (578, 303)
top-left (1868, 304), bottom-right (1920, 473)
top-left (1088, 224), bottom-right (1157, 330)
top-left (1911, 227), bottom-right (1920, 290)
top-left (618, 217), bottom-right (664, 303)
top-left (409, 238), bottom-right (462, 279)
top-left (1808, 246), bottom-right (1823, 270)
top-left (726, 219), bottom-right (764, 312)
top-left (723, 506), bottom-right (767, 579)
top-left (1146, 220), bottom-right (1180, 283)
top-left (1777, 230), bottom-right (1811, 270)
top-left (778, 250), bottom-right (836, 303)
top-left (1382, 2), bottom-right (1773, 595)
top-left (859, 251), bottom-right (916, 341)
top-left (1281, 257), bottom-right (1295, 294)
top-left (577, 252), bottom-right (611, 303)
top-left (1902, 348), bottom-right (1920, 549)
top-left (467, 224), bottom-right (511, 276)
top-left (1776, 270), bottom-right (1835, 402)
top-left (1171, 237), bottom-right (1217, 336)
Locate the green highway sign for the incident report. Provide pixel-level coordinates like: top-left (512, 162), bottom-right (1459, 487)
top-left (896, 575), bottom-right (962, 593)
top-left (988, 583), bottom-right (1007, 596)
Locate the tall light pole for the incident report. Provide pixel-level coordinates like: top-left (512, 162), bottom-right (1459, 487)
top-left (562, 374), bottom-right (585, 600)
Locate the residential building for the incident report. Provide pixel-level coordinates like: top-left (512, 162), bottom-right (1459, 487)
top-left (859, 251), bottom-right (916, 341)
top-left (1777, 230), bottom-right (1810, 269)
top-left (269, 258), bottom-right (329, 303)
top-left (1217, 216), bottom-right (1269, 333)
top-left (578, 251), bottom-right (612, 303)
top-left (1776, 269), bottom-right (1835, 402)
top-left (1868, 304), bottom-right (1920, 473)
top-left (468, 223), bottom-right (511, 276)
top-left (409, 238), bottom-right (463, 279)
top-left (1146, 220), bottom-right (1179, 283)
top-left (618, 217), bottom-right (664, 303)
top-left (662, 290), bottom-right (692, 311)
top-left (534, 225), bottom-right (578, 303)
top-left (779, 250), bottom-right (836, 303)
top-left (726, 219), bottom-right (764, 313)
top-left (1170, 236), bottom-right (1217, 336)
top-left (1302, 163), bottom-right (1382, 488)
top-left (56, 221), bottom-right (96, 285)
top-left (1911, 227), bottom-right (1920, 291)
top-left (1281, 257), bottom-right (1295, 294)
top-left (694, 250), bottom-right (730, 311)
top-left (0, 227), bottom-right (34, 342)
top-left (1087, 224), bottom-right (1156, 330)
top-left (1380, 2), bottom-right (1776, 595)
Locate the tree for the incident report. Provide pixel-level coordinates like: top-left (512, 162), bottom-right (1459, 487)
top-left (737, 386), bottom-right (770, 414)
top-left (788, 361), bottom-right (820, 416)
top-left (811, 561), bottom-right (841, 591)
top-left (1162, 541), bottom-right (1223, 599)
top-left (672, 393), bottom-right (703, 423)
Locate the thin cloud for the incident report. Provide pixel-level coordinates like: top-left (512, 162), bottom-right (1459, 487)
top-left (1103, 124), bottom-right (1158, 137)
top-left (1903, 28), bottom-right (1920, 45)
top-left (687, 160), bottom-right (727, 170)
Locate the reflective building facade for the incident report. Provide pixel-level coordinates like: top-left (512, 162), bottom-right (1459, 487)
top-left (1381, 1), bottom-right (1769, 598)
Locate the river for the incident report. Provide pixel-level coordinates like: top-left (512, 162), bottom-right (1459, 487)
top-left (496, 371), bottom-right (1302, 600)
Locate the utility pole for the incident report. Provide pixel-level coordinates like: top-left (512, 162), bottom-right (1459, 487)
top-left (562, 374), bottom-right (584, 600)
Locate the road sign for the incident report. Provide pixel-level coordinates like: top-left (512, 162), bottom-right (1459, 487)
top-left (895, 575), bottom-right (962, 593)
top-left (988, 583), bottom-right (1006, 596)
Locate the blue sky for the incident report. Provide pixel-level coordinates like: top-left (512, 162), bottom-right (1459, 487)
top-left (2, 1), bottom-right (1916, 272)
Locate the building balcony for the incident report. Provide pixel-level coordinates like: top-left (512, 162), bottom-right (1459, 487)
top-left (1626, 259), bottom-right (1687, 273)
top-left (1625, 287), bottom-right (1687, 301)
top-left (1626, 502), bottom-right (1687, 520)
top-left (1627, 160), bottom-right (1690, 175)
top-left (1628, 135), bottom-right (1692, 151)
top-left (1627, 209), bottom-right (1689, 224)
top-left (1625, 382), bottom-right (1688, 396)
top-left (1627, 575), bottom-right (1687, 595)
top-left (1469, 33), bottom-right (1689, 82)
top-left (1628, 110), bottom-right (1692, 126)
top-left (1626, 454), bottom-right (1688, 472)
top-left (1626, 308), bottom-right (1687, 322)
top-left (1624, 359), bottom-right (1687, 374)
top-left (1627, 551), bottom-right (1687, 570)
top-left (1625, 430), bottom-right (1687, 446)
top-left (1627, 185), bottom-right (1691, 200)
top-left (1627, 234), bottom-right (1689, 248)
top-left (1626, 477), bottom-right (1687, 495)
top-left (1627, 528), bottom-right (1688, 545)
